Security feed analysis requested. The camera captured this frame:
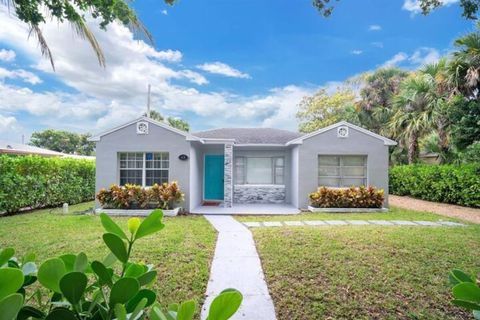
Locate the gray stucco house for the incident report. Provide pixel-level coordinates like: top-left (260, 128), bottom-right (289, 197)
top-left (90, 117), bottom-right (396, 213)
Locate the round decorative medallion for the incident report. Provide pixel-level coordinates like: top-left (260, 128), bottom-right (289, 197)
top-left (136, 121), bottom-right (149, 135)
top-left (337, 126), bottom-right (349, 138)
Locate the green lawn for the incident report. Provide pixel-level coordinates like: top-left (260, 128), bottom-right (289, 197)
top-left (0, 201), bottom-right (217, 311)
top-left (236, 206), bottom-right (461, 222)
top-left (251, 222), bottom-right (480, 319)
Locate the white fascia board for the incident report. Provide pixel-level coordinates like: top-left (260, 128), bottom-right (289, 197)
top-left (88, 116), bottom-right (199, 142)
top-left (285, 121), bottom-right (397, 146)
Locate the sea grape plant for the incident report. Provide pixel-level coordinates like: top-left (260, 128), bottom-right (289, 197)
top-left (449, 269), bottom-right (480, 319)
top-left (0, 210), bottom-right (242, 319)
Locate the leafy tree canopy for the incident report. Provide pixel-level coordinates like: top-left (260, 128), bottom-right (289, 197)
top-left (29, 129), bottom-right (95, 155)
top-left (313, 0), bottom-right (480, 19)
top-left (1, 0), bottom-right (175, 69)
top-left (146, 110), bottom-right (190, 132)
top-left (296, 88), bottom-right (359, 133)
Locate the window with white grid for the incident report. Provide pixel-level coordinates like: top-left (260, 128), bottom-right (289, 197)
top-left (318, 155), bottom-right (367, 187)
top-left (119, 152), bottom-right (169, 186)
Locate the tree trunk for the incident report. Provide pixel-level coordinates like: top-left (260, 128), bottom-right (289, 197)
top-left (407, 132), bottom-right (419, 164)
top-left (437, 118), bottom-right (449, 163)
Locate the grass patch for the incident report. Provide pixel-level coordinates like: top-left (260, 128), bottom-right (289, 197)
top-left (0, 201), bottom-right (216, 310)
top-left (236, 206), bottom-right (460, 222)
top-left (252, 225), bottom-right (480, 319)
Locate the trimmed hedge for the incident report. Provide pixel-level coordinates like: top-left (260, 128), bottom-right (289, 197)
top-left (389, 164), bottom-right (480, 208)
top-left (0, 155), bottom-right (95, 213)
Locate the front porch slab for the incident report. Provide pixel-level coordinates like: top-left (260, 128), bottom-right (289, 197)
top-left (191, 203), bottom-right (301, 215)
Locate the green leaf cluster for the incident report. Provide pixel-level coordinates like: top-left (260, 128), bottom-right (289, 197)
top-left (389, 164), bottom-right (480, 207)
top-left (449, 269), bottom-right (480, 319)
top-left (0, 155), bottom-right (95, 214)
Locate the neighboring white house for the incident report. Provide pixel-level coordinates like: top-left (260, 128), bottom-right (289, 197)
top-left (0, 140), bottom-right (95, 160)
top-left (89, 117), bottom-right (396, 213)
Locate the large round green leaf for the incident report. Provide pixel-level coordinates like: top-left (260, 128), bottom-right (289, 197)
top-left (38, 258), bottom-right (66, 293)
top-left (453, 282), bottom-right (480, 303)
top-left (74, 253), bottom-right (88, 273)
top-left (134, 210), bottom-right (165, 241)
top-left (91, 261), bottom-right (113, 286)
top-left (59, 254), bottom-right (76, 273)
top-left (137, 270), bottom-right (157, 286)
top-left (110, 277), bottom-right (139, 307)
top-left (16, 306), bottom-right (45, 320)
top-left (45, 308), bottom-right (77, 320)
top-left (0, 268), bottom-right (24, 301)
top-left (0, 293), bottom-right (24, 320)
top-left (60, 272), bottom-right (88, 305)
top-left (124, 263), bottom-right (145, 278)
top-left (100, 213), bottom-right (128, 240)
top-left (102, 233), bottom-right (128, 263)
top-left (207, 289), bottom-right (243, 320)
top-left (177, 300), bottom-right (196, 320)
top-left (126, 289), bottom-right (156, 312)
top-left (0, 248), bottom-right (14, 267)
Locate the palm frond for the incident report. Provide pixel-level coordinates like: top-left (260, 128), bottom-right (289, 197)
top-left (28, 24), bottom-right (55, 70)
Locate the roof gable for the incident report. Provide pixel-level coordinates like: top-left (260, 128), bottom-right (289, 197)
top-left (89, 116), bottom-right (199, 142)
top-left (286, 121), bottom-right (397, 146)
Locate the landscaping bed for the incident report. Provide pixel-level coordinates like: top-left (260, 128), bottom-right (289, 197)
top-left (252, 223), bottom-right (480, 319)
top-left (0, 201), bottom-right (217, 310)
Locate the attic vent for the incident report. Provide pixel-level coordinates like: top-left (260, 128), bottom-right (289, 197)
top-left (337, 126), bottom-right (349, 138)
top-left (136, 121), bottom-right (149, 135)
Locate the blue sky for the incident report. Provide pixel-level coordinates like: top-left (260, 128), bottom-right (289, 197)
top-left (0, 0), bottom-right (474, 142)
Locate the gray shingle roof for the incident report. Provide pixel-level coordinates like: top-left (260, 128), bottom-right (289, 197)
top-left (192, 128), bottom-right (303, 144)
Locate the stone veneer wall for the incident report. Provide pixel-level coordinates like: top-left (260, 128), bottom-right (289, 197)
top-left (223, 144), bottom-right (233, 208)
top-left (233, 185), bottom-right (286, 204)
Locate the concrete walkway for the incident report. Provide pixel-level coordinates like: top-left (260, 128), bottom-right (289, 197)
top-left (201, 215), bottom-right (276, 320)
top-left (242, 219), bottom-right (466, 228)
top-left (390, 195), bottom-right (480, 224)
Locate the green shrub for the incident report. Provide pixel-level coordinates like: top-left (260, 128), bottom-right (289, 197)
top-left (0, 155), bottom-right (95, 213)
top-left (389, 164), bottom-right (480, 207)
top-left (309, 186), bottom-right (385, 208)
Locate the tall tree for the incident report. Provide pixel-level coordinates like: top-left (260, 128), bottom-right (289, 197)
top-left (356, 68), bottom-right (409, 135)
top-left (146, 110), bottom-right (190, 132)
top-left (30, 129), bottom-right (95, 155)
top-left (312, 0), bottom-right (480, 19)
top-left (1, 0), bottom-right (175, 69)
top-left (296, 88), bottom-right (359, 133)
top-left (389, 74), bottom-right (438, 164)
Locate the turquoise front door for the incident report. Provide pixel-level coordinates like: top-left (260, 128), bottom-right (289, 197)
top-left (204, 155), bottom-right (224, 200)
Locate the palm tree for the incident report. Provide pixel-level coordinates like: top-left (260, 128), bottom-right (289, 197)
top-left (420, 59), bottom-right (452, 158)
top-left (389, 74), bottom-right (438, 164)
top-left (448, 27), bottom-right (480, 99)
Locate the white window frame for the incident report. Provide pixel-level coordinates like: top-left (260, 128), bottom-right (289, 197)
top-left (118, 152), bottom-right (169, 187)
top-left (234, 156), bottom-right (285, 185)
top-left (317, 155), bottom-right (367, 188)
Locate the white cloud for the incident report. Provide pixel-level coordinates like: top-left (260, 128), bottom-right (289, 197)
top-left (196, 62), bottom-right (250, 79)
top-left (369, 25), bottom-right (382, 31)
top-left (382, 52), bottom-right (408, 67)
top-left (351, 50), bottom-right (363, 55)
top-left (0, 6), bottom-right (318, 134)
top-left (382, 47), bottom-right (440, 68)
top-left (409, 47), bottom-right (440, 65)
top-left (0, 113), bottom-right (18, 133)
top-left (371, 42), bottom-right (384, 48)
top-left (0, 66), bottom-right (41, 84)
top-left (402, 0), bottom-right (459, 13)
top-left (0, 48), bottom-right (15, 62)
top-left (161, 10), bottom-right (168, 15)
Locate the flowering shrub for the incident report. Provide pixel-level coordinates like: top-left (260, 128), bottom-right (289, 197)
top-left (97, 182), bottom-right (184, 209)
top-left (309, 186), bottom-right (384, 208)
